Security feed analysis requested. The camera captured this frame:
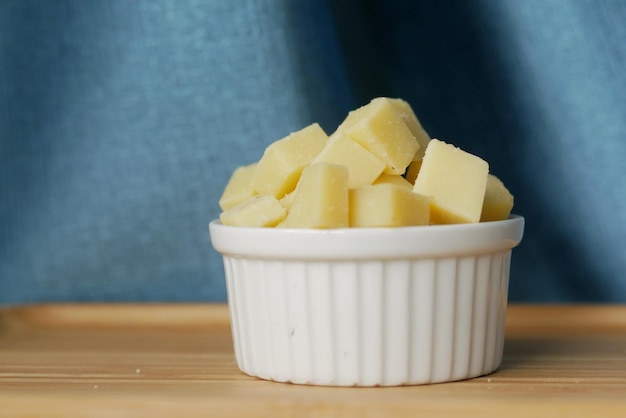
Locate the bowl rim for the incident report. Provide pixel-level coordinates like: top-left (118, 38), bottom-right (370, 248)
top-left (209, 215), bottom-right (524, 260)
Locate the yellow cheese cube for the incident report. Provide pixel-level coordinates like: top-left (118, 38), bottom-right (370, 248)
top-left (480, 174), bottom-right (514, 222)
top-left (338, 98), bottom-right (418, 175)
top-left (388, 98), bottom-right (430, 161)
top-left (218, 163), bottom-right (258, 210)
top-left (252, 123), bottom-right (329, 198)
top-left (280, 163), bottom-right (349, 228)
top-left (372, 173), bottom-right (413, 190)
top-left (313, 132), bottom-right (385, 188)
top-left (404, 160), bottom-right (422, 185)
top-left (349, 184), bottom-right (430, 227)
top-left (219, 195), bottom-right (286, 227)
top-left (413, 139), bottom-right (488, 224)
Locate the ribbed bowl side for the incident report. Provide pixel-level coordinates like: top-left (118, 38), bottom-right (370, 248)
top-left (223, 250), bottom-right (511, 386)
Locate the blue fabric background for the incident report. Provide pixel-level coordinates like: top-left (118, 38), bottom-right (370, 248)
top-left (1, 0), bottom-right (625, 304)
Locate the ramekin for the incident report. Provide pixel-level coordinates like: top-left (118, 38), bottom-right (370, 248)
top-left (209, 215), bottom-right (524, 386)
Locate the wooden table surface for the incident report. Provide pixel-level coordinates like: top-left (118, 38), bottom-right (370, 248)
top-left (1, 303), bottom-right (625, 417)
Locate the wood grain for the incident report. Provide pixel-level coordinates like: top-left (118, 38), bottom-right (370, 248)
top-left (1, 304), bottom-right (625, 417)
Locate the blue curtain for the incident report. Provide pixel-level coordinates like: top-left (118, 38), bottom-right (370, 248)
top-left (1, 0), bottom-right (625, 303)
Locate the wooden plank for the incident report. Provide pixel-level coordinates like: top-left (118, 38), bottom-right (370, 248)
top-left (0, 303), bottom-right (230, 330)
top-left (1, 304), bottom-right (625, 417)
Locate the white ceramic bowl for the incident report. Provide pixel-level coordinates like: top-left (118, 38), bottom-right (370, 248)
top-left (209, 215), bottom-right (524, 386)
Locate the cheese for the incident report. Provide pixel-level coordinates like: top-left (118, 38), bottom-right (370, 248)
top-left (217, 98), bottom-right (514, 229)
top-left (480, 174), bottom-right (514, 222)
top-left (218, 163), bottom-right (258, 210)
top-left (413, 139), bottom-right (488, 224)
top-left (404, 160), bottom-right (422, 185)
top-left (338, 98), bottom-right (418, 175)
top-left (219, 195), bottom-right (286, 227)
top-left (280, 163), bottom-right (349, 228)
top-left (279, 190), bottom-right (295, 210)
top-left (349, 184), bottom-right (430, 227)
top-left (252, 123), bottom-right (328, 198)
top-left (313, 132), bottom-right (385, 188)
top-left (372, 173), bottom-right (413, 190)
top-left (388, 98), bottom-right (430, 161)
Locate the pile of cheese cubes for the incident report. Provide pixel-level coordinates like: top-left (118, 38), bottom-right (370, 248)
top-left (218, 97), bottom-right (513, 228)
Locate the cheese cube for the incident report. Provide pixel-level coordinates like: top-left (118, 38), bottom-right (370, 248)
top-left (413, 139), bottom-right (488, 224)
top-left (218, 163), bottom-right (258, 210)
top-left (349, 184), bottom-right (430, 227)
top-left (338, 98), bottom-right (418, 175)
top-left (480, 174), bottom-right (514, 222)
top-left (219, 195), bottom-right (286, 227)
top-left (313, 132), bottom-right (385, 188)
top-left (252, 123), bottom-right (329, 198)
top-left (372, 173), bottom-right (413, 190)
top-left (388, 98), bottom-right (430, 161)
top-left (280, 163), bottom-right (349, 228)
